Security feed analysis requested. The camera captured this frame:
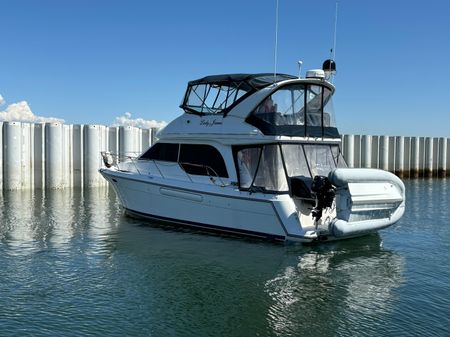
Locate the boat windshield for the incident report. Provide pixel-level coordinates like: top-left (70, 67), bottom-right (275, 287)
top-left (246, 84), bottom-right (339, 138)
top-left (235, 143), bottom-right (346, 192)
top-left (180, 73), bottom-right (297, 115)
top-left (183, 83), bottom-right (249, 115)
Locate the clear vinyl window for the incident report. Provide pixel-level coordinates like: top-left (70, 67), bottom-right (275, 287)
top-left (235, 143), bottom-right (347, 192)
top-left (248, 84), bottom-right (338, 138)
top-left (253, 85), bottom-right (306, 126)
top-left (235, 145), bottom-right (288, 193)
top-left (184, 84), bottom-right (249, 115)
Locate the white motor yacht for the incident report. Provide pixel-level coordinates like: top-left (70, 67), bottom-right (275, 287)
top-left (100, 61), bottom-right (405, 242)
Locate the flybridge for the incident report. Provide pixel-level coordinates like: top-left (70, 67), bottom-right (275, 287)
top-left (178, 68), bottom-right (340, 139)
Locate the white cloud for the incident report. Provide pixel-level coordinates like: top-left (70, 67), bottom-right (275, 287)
top-left (0, 94), bottom-right (5, 106)
top-left (0, 100), bottom-right (65, 124)
top-left (112, 112), bottom-right (167, 129)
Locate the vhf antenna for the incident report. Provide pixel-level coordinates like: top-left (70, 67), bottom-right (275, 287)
top-left (331, 1), bottom-right (338, 61)
top-left (273, 0), bottom-right (279, 82)
top-left (325, 1), bottom-right (339, 83)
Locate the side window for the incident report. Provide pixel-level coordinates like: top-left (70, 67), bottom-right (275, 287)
top-left (179, 144), bottom-right (228, 178)
top-left (236, 147), bottom-right (261, 188)
top-left (303, 144), bottom-right (336, 176)
top-left (253, 145), bottom-right (288, 192)
top-left (331, 145), bottom-right (347, 168)
top-left (306, 85), bottom-right (323, 127)
top-left (323, 87), bottom-right (336, 127)
top-left (281, 144), bottom-right (310, 177)
top-left (139, 143), bottom-right (179, 161)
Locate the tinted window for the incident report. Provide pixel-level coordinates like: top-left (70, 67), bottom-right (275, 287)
top-left (140, 143), bottom-right (179, 161)
top-left (179, 144), bottom-right (228, 178)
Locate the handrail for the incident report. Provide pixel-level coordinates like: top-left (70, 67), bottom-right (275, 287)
top-left (179, 161), bottom-right (228, 187)
top-left (101, 152), bottom-right (228, 187)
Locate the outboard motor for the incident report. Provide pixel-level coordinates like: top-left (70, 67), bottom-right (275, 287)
top-left (311, 175), bottom-right (335, 221)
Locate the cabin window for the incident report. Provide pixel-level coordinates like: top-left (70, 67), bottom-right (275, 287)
top-left (139, 143), bottom-right (179, 162)
top-left (179, 144), bottom-right (229, 178)
top-left (235, 145), bottom-right (288, 193)
top-left (140, 143), bottom-right (229, 178)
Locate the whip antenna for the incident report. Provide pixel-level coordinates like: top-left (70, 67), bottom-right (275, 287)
top-left (274, 0), bottom-right (279, 82)
top-left (332, 1), bottom-right (338, 60)
top-left (324, 1), bottom-right (338, 82)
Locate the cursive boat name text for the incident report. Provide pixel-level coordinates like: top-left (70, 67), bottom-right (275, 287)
top-left (200, 119), bottom-right (223, 127)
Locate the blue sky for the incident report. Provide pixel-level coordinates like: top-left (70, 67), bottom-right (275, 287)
top-left (1, 0), bottom-right (449, 136)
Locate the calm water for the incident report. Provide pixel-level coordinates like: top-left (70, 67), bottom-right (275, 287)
top-left (0, 180), bottom-right (449, 337)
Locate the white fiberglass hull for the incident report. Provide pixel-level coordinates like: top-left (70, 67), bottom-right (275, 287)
top-left (99, 167), bottom-right (405, 243)
top-left (100, 168), bottom-right (306, 241)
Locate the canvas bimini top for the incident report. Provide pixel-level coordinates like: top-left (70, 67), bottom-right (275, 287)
top-left (180, 71), bottom-right (340, 139)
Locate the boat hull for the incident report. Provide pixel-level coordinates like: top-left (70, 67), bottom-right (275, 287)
top-left (100, 168), bottom-right (311, 242)
top-left (100, 167), bottom-right (405, 243)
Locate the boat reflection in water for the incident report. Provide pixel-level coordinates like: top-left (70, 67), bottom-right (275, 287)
top-left (265, 235), bottom-right (404, 336)
top-left (0, 188), bottom-right (406, 336)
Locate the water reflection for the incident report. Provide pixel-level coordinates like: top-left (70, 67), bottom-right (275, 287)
top-left (265, 236), bottom-right (405, 337)
top-left (108, 221), bottom-right (407, 336)
top-left (0, 188), bottom-right (125, 336)
top-left (44, 189), bottom-right (77, 249)
top-left (0, 190), bottom-right (44, 255)
top-left (0, 188), bottom-right (121, 256)
top-left (2, 181), bottom-right (449, 337)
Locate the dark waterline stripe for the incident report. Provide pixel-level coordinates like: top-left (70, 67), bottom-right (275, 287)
top-left (125, 208), bottom-right (287, 242)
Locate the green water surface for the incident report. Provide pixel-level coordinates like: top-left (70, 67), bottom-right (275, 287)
top-left (0, 179), bottom-right (449, 336)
